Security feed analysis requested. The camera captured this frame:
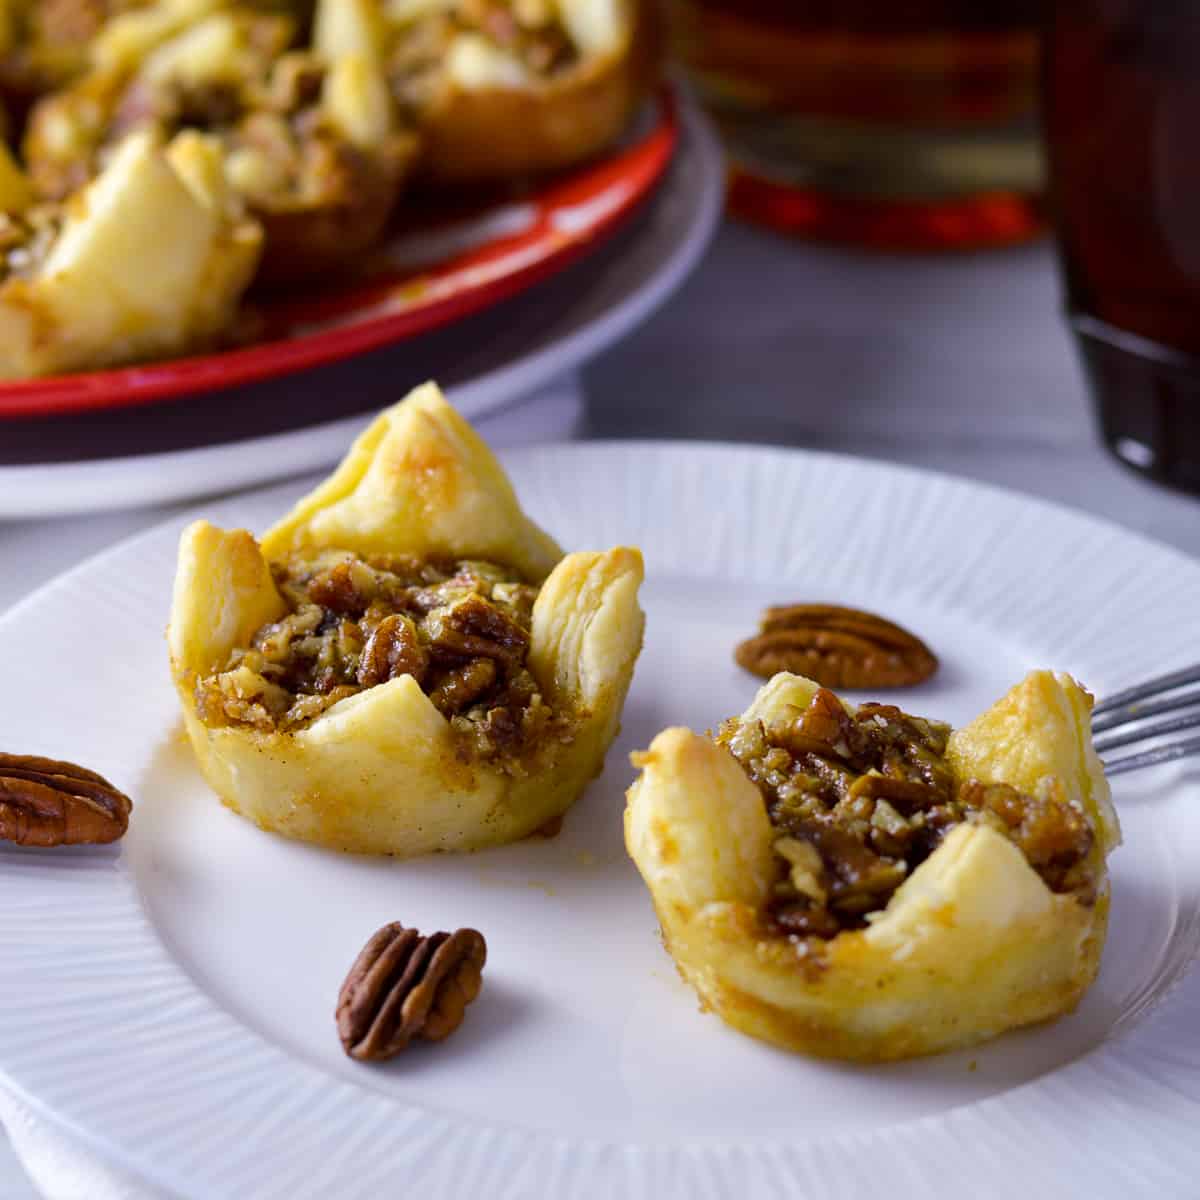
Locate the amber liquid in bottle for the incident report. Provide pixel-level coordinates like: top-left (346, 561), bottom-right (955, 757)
top-left (1045, 2), bottom-right (1200, 491)
top-left (670, 0), bottom-right (1046, 249)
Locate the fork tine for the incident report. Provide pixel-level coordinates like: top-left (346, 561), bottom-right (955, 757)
top-left (1091, 664), bottom-right (1200, 716)
top-left (1103, 735), bottom-right (1200, 776)
top-left (1091, 686), bottom-right (1200, 733)
top-left (1093, 708), bottom-right (1200, 754)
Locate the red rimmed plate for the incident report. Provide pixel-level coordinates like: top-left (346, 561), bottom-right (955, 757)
top-left (0, 90), bottom-right (677, 420)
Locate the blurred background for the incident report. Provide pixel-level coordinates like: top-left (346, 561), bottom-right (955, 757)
top-left (4, 3), bottom-right (1200, 1194)
top-left (585, 0), bottom-right (1200, 538)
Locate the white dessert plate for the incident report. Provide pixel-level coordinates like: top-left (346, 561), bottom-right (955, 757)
top-left (2, 443), bottom-right (1199, 1199)
top-left (0, 93), bottom-right (722, 517)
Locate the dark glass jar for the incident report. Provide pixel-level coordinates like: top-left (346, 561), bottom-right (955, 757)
top-left (670, 0), bottom-right (1046, 250)
top-left (1045, 1), bottom-right (1200, 493)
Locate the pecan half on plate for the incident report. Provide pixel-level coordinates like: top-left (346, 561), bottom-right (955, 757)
top-left (736, 604), bottom-right (937, 689)
top-left (337, 922), bottom-right (487, 1062)
top-left (0, 752), bottom-right (132, 847)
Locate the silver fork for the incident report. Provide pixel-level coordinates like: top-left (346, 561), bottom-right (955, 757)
top-left (1092, 664), bottom-right (1200, 775)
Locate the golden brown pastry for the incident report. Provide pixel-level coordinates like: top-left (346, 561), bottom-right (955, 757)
top-left (24, 0), bottom-right (414, 283)
top-left (383, 0), bottom-right (660, 183)
top-left (0, 0), bottom-right (309, 107)
top-left (0, 127), bottom-right (260, 376)
top-left (625, 671), bottom-right (1120, 1062)
top-left (0, 0), bottom-right (137, 105)
top-left (168, 382), bottom-right (645, 856)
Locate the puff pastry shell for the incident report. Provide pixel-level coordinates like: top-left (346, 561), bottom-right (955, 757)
top-left (387, 0), bottom-right (659, 183)
top-left (625, 671), bottom-right (1120, 1061)
top-left (23, 0), bottom-right (414, 285)
top-left (169, 382), bottom-right (644, 856)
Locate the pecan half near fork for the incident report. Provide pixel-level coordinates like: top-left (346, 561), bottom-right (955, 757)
top-left (336, 923), bottom-right (487, 1062)
top-left (735, 604), bottom-right (937, 689)
top-left (0, 753), bottom-right (132, 847)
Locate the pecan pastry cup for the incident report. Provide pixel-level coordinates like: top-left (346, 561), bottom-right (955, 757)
top-left (24, 0), bottom-right (415, 285)
top-left (168, 382), bottom-right (644, 856)
top-left (0, 0), bottom-right (268, 103)
top-left (384, 0), bottom-right (660, 184)
top-left (625, 671), bottom-right (1120, 1062)
top-left (0, 126), bottom-right (260, 377)
top-left (0, 0), bottom-right (135, 105)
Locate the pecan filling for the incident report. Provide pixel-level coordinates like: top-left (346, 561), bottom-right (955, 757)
top-left (4, 0), bottom-right (141, 90)
top-left (0, 207), bottom-right (63, 282)
top-left (388, 0), bottom-right (580, 119)
top-left (195, 550), bottom-right (567, 766)
top-left (716, 688), bottom-right (1097, 942)
top-left (34, 18), bottom-right (369, 210)
top-left (111, 32), bottom-right (359, 210)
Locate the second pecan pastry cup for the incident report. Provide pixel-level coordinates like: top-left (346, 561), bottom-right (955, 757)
top-left (23, 0), bottom-right (417, 287)
top-left (625, 670), bottom-right (1121, 1062)
top-left (383, 0), bottom-right (661, 185)
top-left (168, 382), bottom-right (644, 856)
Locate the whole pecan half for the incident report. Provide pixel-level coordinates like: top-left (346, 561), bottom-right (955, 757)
top-left (735, 604), bottom-right (937, 689)
top-left (336, 922), bottom-right (487, 1062)
top-left (0, 753), bottom-right (132, 847)
top-left (357, 613), bottom-right (429, 689)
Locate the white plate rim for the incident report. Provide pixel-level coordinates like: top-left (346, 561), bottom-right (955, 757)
top-left (0, 95), bottom-right (723, 520)
top-left (2, 441), bottom-right (1200, 1199)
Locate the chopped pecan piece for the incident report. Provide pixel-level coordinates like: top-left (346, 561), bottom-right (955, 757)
top-left (736, 604), bottom-right (938, 689)
top-left (858, 702), bottom-right (951, 756)
top-left (428, 657), bottom-right (497, 715)
top-left (337, 922), bottom-right (487, 1062)
top-left (800, 822), bottom-right (907, 912)
top-left (0, 753), bottom-right (132, 847)
top-left (846, 772), bottom-right (943, 813)
top-left (308, 559), bottom-right (375, 615)
top-left (424, 593), bottom-right (529, 666)
top-left (768, 898), bottom-right (842, 939)
top-left (791, 684), bottom-right (861, 747)
top-left (960, 779), bottom-right (1093, 888)
top-left (357, 614), bottom-right (428, 689)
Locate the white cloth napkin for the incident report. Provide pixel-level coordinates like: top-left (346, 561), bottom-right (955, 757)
top-left (0, 375), bottom-right (585, 1200)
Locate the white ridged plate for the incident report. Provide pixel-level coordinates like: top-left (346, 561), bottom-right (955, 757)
top-left (2, 443), bottom-right (1200, 1199)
